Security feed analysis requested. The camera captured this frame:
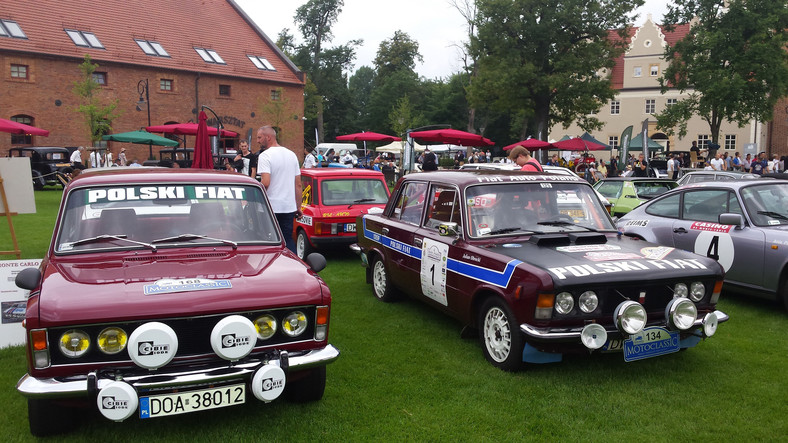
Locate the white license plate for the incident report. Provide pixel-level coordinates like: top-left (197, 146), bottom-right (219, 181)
top-left (139, 384), bottom-right (245, 419)
top-left (345, 223), bottom-right (357, 232)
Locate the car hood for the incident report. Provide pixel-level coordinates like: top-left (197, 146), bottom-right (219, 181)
top-left (485, 232), bottom-right (723, 286)
top-left (36, 248), bottom-right (325, 326)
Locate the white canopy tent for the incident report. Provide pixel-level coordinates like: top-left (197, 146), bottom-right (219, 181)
top-left (376, 141), bottom-right (425, 153)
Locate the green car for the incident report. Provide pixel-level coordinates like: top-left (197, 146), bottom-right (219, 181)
top-left (593, 177), bottom-right (678, 216)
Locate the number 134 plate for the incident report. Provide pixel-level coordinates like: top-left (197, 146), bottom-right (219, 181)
top-left (622, 326), bottom-right (680, 362)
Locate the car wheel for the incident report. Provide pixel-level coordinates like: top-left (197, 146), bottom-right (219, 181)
top-left (28, 398), bottom-right (78, 436)
top-left (296, 230), bottom-right (314, 260)
top-left (479, 298), bottom-right (524, 371)
top-left (31, 170), bottom-right (45, 190)
top-left (371, 255), bottom-right (398, 302)
top-left (284, 366), bottom-right (326, 402)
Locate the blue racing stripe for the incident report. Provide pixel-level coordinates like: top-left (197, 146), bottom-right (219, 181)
top-left (363, 218), bottom-right (421, 259)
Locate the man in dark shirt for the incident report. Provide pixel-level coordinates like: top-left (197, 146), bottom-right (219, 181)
top-left (422, 147), bottom-right (438, 171)
top-left (632, 153), bottom-right (649, 177)
top-left (233, 141), bottom-right (257, 177)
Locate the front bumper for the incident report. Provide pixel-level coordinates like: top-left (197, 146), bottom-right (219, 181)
top-left (309, 235), bottom-right (357, 248)
top-left (17, 344), bottom-right (339, 399)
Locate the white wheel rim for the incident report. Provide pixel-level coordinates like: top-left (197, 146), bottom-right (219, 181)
top-left (372, 261), bottom-right (387, 299)
top-left (297, 233), bottom-right (306, 258)
top-left (483, 306), bottom-right (511, 363)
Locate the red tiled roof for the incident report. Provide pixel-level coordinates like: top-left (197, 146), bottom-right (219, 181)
top-left (608, 23), bottom-right (691, 89)
top-left (0, 0), bottom-right (303, 85)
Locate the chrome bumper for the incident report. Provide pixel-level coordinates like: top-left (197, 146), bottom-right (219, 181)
top-left (17, 344), bottom-right (339, 399)
top-left (520, 310), bottom-right (729, 341)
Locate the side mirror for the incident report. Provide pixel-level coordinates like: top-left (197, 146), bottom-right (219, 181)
top-left (438, 222), bottom-right (459, 237)
top-left (15, 267), bottom-right (41, 291)
top-left (719, 213), bottom-right (744, 230)
top-left (305, 253), bottom-right (327, 273)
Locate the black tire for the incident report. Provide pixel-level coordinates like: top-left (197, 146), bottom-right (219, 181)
top-left (478, 298), bottom-right (524, 371)
top-left (31, 170), bottom-right (45, 190)
top-left (370, 255), bottom-right (398, 302)
top-left (28, 398), bottom-right (79, 436)
top-left (284, 366), bottom-right (326, 402)
top-left (296, 230), bottom-right (314, 261)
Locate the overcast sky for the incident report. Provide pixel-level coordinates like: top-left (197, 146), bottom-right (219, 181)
top-left (235, 0), bottom-right (671, 79)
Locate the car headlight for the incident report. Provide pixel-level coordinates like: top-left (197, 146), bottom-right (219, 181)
top-left (614, 301), bottom-right (647, 335)
top-left (666, 298), bottom-right (697, 331)
top-left (254, 314), bottom-right (277, 340)
top-left (59, 329), bottom-right (90, 358)
top-left (689, 282), bottom-right (705, 302)
top-left (673, 283), bottom-right (688, 298)
top-left (97, 327), bottom-right (127, 355)
top-left (555, 292), bottom-right (574, 315)
top-left (578, 291), bottom-right (598, 313)
top-left (282, 311), bottom-right (308, 337)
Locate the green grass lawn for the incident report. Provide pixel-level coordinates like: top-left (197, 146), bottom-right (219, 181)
top-left (1, 191), bottom-right (786, 441)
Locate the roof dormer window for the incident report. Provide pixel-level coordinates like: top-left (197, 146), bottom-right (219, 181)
top-left (66, 30), bottom-right (104, 49)
top-left (194, 47), bottom-right (225, 64)
top-left (135, 39), bottom-right (170, 57)
top-left (247, 55), bottom-right (276, 71)
top-left (0, 19), bottom-right (27, 39)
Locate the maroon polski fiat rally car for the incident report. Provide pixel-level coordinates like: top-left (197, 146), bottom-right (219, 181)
top-left (352, 170), bottom-right (728, 370)
top-left (14, 168), bottom-right (339, 436)
top-left (295, 168), bottom-right (390, 260)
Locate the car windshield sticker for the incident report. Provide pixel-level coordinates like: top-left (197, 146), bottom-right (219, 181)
top-left (548, 258), bottom-right (708, 280)
top-left (641, 246), bottom-right (674, 260)
top-left (540, 183), bottom-right (552, 188)
top-left (87, 186), bottom-right (247, 203)
top-left (297, 215), bottom-right (313, 226)
top-left (556, 244), bottom-right (621, 253)
top-left (693, 231), bottom-right (734, 271)
top-left (144, 278), bottom-right (232, 295)
top-left (420, 239), bottom-right (449, 306)
top-left (689, 222), bottom-right (733, 233)
top-left (623, 220), bottom-right (649, 227)
top-left (768, 219), bottom-right (780, 225)
top-left (475, 175), bottom-right (580, 183)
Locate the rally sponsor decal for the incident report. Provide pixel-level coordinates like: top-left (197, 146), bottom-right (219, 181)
top-left (144, 278), bottom-right (232, 295)
top-left (623, 219), bottom-right (649, 227)
top-left (641, 246), bottom-right (674, 260)
top-left (87, 186), bottom-right (247, 203)
top-left (297, 215), bottom-right (313, 226)
top-left (420, 239), bottom-right (449, 306)
top-left (322, 211), bottom-right (351, 217)
top-left (690, 222), bottom-right (732, 233)
top-left (475, 175), bottom-right (580, 183)
top-left (556, 244), bottom-right (621, 253)
top-left (548, 258), bottom-right (708, 280)
top-left (583, 251), bottom-right (643, 262)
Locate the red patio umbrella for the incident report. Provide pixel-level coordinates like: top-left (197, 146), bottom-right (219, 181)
top-left (551, 137), bottom-right (608, 151)
top-left (0, 117), bottom-right (49, 136)
top-left (146, 122), bottom-right (238, 137)
top-left (336, 132), bottom-right (401, 142)
top-left (503, 138), bottom-right (551, 151)
top-left (191, 111), bottom-right (213, 169)
top-left (409, 128), bottom-right (493, 146)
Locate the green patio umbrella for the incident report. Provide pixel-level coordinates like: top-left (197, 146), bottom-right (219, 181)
top-left (102, 130), bottom-right (179, 147)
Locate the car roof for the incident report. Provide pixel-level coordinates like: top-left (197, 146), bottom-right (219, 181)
top-left (682, 170), bottom-right (756, 177)
top-left (299, 168), bottom-right (385, 178)
top-left (596, 177), bottom-right (676, 182)
top-left (402, 169), bottom-right (586, 186)
top-left (9, 146), bottom-right (70, 153)
top-left (67, 167), bottom-right (262, 188)
top-left (672, 179), bottom-right (777, 191)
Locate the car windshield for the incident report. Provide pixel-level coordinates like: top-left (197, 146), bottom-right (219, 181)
top-left (320, 178), bottom-right (389, 206)
top-left (633, 181), bottom-right (676, 199)
top-left (55, 184), bottom-right (280, 253)
top-left (740, 183), bottom-right (788, 226)
top-left (465, 181), bottom-right (615, 237)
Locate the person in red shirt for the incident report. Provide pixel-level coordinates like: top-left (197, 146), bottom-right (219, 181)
top-left (508, 146), bottom-right (543, 172)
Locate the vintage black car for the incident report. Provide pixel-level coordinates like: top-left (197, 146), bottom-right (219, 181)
top-left (7, 147), bottom-right (73, 189)
top-left (352, 170), bottom-right (728, 370)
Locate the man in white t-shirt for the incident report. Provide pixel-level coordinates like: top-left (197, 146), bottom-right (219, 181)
top-left (709, 152), bottom-right (725, 171)
top-left (303, 147), bottom-right (318, 168)
top-left (257, 126), bottom-right (302, 253)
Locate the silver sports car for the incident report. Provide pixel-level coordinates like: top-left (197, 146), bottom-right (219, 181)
top-left (617, 180), bottom-right (788, 310)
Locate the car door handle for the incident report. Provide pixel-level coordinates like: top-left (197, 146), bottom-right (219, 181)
top-left (381, 227), bottom-right (389, 235)
top-left (414, 237), bottom-right (423, 246)
top-left (673, 227), bottom-right (687, 234)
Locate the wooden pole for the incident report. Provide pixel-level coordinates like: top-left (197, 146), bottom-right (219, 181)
top-left (0, 175), bottom-right (22, 259)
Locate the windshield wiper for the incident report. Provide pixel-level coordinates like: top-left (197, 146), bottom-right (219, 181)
top-left (486, 227), bottom-right (545, 236)
top-left (67, 235), bottom-right (156, 251)
top-left (348, 198), bottom-right (376, 208)
top-left (757, 210), bottom-right (788, 221)
top-left (151, 234), bottom-right (238, 249)
top-left (537, 220), bottom-right (598, 232)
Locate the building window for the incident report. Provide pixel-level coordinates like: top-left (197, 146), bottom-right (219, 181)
top-left (610, 100), bottom-right (620, 115)
top-left (160, 79), bottom-right (173, 91)
top-left (10, 115), bottom-right (33, 145)
top-left (247, 55), bottom-right (276, 71)
top-left (270, 89), bottom-right (281, 101)
top-left (0, 19), bottom-right (27, 39)
top-left (92, 72), bottom-right (107, 85)
top-left (633, 66), bottom-right (642, 77)
top-left (219, 84), bottom-right (231, 96)
top-left (650, 65), bottom-right (659, 77)
top-left (667, 98), bottom-right (677, 106)
top-left (10, 64), bottom-right (27, 79)
top-left (697, 135), bottom-right (710, 149)
top-left (194, 47), bottom-right (226, 64)
top-left (609, 136), bottom-right (619, 150)
top-left (65, 29), bottom-right (104, 48)
top-left (135, 39), bottom-right (170, 57)
top-left (725, 134), bottom-right (737, 150)
top-left (645, 99), bottom-right (655, 114)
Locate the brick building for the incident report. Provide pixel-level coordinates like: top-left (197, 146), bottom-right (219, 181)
top-left (0, 0), bottom-right (305, 163)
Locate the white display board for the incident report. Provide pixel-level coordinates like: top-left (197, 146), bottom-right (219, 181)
top-left (0, 259), bottom-right (41, 348)
top-left (0, 157), bottom-right (36, 214)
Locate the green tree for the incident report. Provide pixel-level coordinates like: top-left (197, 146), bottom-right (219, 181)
top-left (348, 66), bottom-right (376, 130)
top-left (656, 0), bottom-right (788, 144)
top-left (469, 0), bottom-right (642, 141)
top-left (366, 69), bottom-right (423, 134)
top-left (373, 30), bottom-right (423, 80)
top-left (388, 95), bottom-right (425, 138)
top-left (72, 54), bottom-right (120, 144)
